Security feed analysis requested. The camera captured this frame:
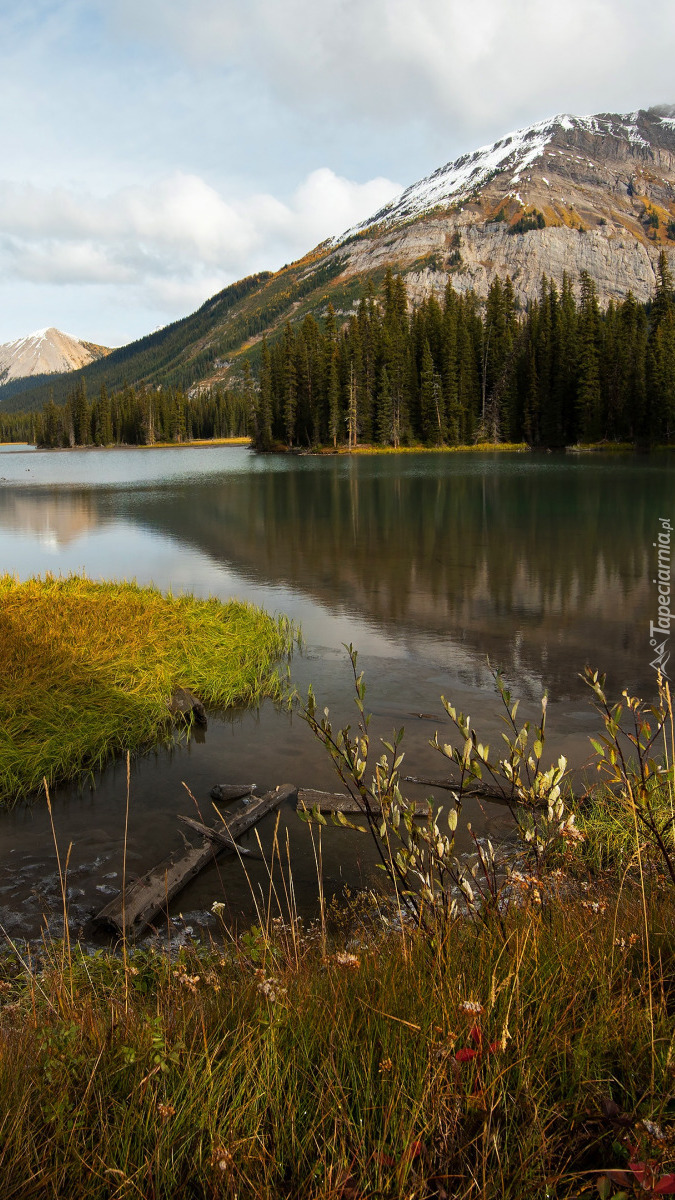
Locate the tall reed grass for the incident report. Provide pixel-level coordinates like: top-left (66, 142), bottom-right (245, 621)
top-left (0, 574), bottom-right (293, 805)
top-left (0, 878), bottom-right (672, 1199)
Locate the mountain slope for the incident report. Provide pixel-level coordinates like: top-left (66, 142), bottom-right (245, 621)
top-left (4, 104), bottom-right (675, 413)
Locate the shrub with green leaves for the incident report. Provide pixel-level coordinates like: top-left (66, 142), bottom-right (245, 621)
top-left (301, 647), bottom-right (579, 938)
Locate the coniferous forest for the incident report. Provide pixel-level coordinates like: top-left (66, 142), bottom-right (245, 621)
top-left (253, 257), bottom-right (675, 450)
top-left (3, 254), bottom-right (675, 450)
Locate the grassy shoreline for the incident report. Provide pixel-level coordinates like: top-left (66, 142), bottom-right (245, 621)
top-left (329, 441), bottom-right (530, 455)
top-left (6, 437), bottom-right (673, 455)
top-left (0, 575), bottom-right (292, 806)
top-left (1, 437), bottom-right (253, 451)
top-left (0, 631), bottom-right (674, 1194)
top-left (0, 873), bottom-right (672, 1199)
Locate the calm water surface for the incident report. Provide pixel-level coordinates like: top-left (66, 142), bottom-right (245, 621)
top-left (0, 444), bottom-right (671, 940)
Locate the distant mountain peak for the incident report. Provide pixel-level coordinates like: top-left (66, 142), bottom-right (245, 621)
top-left (0, 327), bottom-right (110, 384)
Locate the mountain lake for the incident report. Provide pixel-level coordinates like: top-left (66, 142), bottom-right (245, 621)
top-left (0, 443), bottom-right (671, 942)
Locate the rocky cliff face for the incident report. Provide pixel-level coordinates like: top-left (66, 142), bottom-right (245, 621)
top-left (0, 328), bottom-right (109, 384)
top-left (328, 107), bottom-right (675, 307)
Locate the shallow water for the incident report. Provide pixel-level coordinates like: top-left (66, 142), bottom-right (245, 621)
top-left (0, 443), bottom-right (671, 940)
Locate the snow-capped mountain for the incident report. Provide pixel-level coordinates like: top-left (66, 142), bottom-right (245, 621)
top-left (5, 105), bottom-right (675, 412)
top-left (338, 107), bottom-right (675, 240)
top-left (0, 327), bottom-right (109, 384)
top-left (324, 105), bottom-right (675, 313)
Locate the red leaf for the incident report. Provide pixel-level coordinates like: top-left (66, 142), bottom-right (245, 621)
top-left (470, 1025), bottom-right (483, 1045)
top-left (455, 1048), bottom-right (479, 1063)
top-left (654, 1175), bottom-right (675, 1194)
top-left (404, 1139), bottom-right (423, 1161)
top-left (488, 1041), bottom-right (500, 1054)
top-left (628, 1160), bottom-right (649, 1184)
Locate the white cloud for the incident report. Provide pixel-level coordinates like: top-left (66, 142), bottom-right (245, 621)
top-left (4, 0), bottom-right (674, 344)
top-left (104, 0), bottom-right (675, 135)
top-left (0, 167), bottom-right (401, 313)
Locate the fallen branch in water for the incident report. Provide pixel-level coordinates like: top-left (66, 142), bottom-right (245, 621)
top-left (93, 783), bottom-right (297, 937)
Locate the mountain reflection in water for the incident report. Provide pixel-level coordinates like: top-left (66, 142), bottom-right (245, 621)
top-left (0, 446), bottom-right (670, 938)
top-left (0, 449), bottom-right (659, 696)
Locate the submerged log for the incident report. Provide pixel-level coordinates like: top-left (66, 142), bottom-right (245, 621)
top-left (403, 775), bottom-right (587, 808)
top-left (93, 783), bottom-right (297, 937)
top-left (298, 781), bottom-right (529, 814)
top-left (177, 814), bottom-right (264, 859)
top-left (168, 687), bottom-right (207, 727)
top-left (297, 788), bottom-right (431, 816)
top-left (403, 775), bottom-right (512, 804)
top-left (210, 783), bottom-right (257, 803)
top-left (403, 776), bottom-right (540, 808)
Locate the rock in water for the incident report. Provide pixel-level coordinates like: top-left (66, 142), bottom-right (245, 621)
top-left (168, 688), bottom-right (207, 727)
top-left (210, 783), bottom-right (257, 803)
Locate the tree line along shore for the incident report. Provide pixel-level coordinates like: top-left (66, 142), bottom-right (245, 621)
top-left (2, 257), bottom-right (675, 451)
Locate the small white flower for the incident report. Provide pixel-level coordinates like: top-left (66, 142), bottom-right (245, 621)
top-left (643, 1119), bottom-right (664, 1140)
top-left (257, 977), bottom-right (286, 1002)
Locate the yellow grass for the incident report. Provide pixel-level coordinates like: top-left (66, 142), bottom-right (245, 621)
top-left (0, 574), bottom-right (292, 805)
top-left (335, 442), bottom-right (530, 455)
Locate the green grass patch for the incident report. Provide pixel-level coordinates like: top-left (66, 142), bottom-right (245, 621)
top-left (0, 574), bottom-right (293, 805)
top-left (105, 436), bottom-right (252, 449)
top-left (575, 775), bottom-right (675, 876)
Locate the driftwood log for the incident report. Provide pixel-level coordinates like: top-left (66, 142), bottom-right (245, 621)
top-left (297, 788), bottom-right (431, 815)
top-left (297, 782), bottom-right (526, 814)
top-left (177, 814), bottom-right (264, 859)
top-left (402, 775), bottom-right (518, 807)
top-left (93, 783), bottom-right (297, 937)
top-left (402, 775), bottom-right (583, 809)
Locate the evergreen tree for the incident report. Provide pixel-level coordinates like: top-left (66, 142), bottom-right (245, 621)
top-left (647, 252), bottom-right (675, 439)
top-left (376, 367), bottom-right (394, 445)
top-left (71, 380), bottom-right (90, 445)
top-left (94, 384), bottom-right (113, 446)
top-left (523, 346), bottom-right (539, 445)
top-left (42, 394), bottom-right (61, 448)
top-left (441, 283), bottom-right (460, 443)
top-left (281, 323), bottom-right (298, 447)
top-left (576, 272), bottom-right (603, 441)
top-left (327, 348), bottom-right (341, 448)
top-left (257, 338), bottom-right (273, 450)
top-left (419, 339), bottom-right (444, 444)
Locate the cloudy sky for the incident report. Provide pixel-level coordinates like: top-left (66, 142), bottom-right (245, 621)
top-left (2, 0), bottom-right (674, 346)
